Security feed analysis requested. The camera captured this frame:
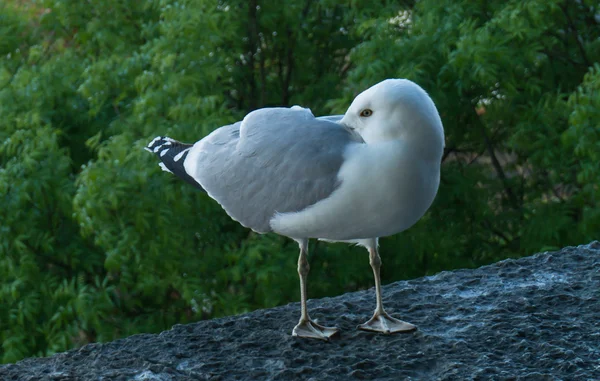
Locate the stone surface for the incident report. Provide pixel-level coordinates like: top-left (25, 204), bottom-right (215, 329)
top-left (2, 242), bottom-right (600, 380)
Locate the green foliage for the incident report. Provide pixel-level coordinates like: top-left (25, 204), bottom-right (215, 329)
top-left (1, 0), bottom-right (599, 363)
top-left (563, 64), bottom-right (600, 237)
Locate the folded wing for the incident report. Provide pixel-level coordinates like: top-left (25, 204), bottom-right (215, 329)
top-left (184, 107), bottom-right (361, 233)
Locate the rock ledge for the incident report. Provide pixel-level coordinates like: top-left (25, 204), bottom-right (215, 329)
top-left (2, 242), bottom-right (599, 380)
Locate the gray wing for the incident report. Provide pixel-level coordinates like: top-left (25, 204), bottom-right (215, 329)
top-left (316, 115), bottom-right (344, 123)
top-left (184, 107), bottom-right (361, 233)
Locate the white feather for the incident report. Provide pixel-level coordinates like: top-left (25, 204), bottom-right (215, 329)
top-left (158, 162), bottom-right (172, 173)
top-left (174, 147), bottom-right (190, 162)
top-left (147, 136), bottom-right (161, 147)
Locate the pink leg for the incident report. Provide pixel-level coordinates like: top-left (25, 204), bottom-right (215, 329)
top-left (358, 246), bottom-right (416, 334)
top-left (292, 239), bottom-right (339, 340)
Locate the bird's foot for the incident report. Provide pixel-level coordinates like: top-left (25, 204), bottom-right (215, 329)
top-left (292, 319), bottom-right (339, 341)
top-left (358, 311), bottom-right (417, 334)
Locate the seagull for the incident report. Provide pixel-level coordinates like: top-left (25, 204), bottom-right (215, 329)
top-left (145, 79), bottom-right (445, 340)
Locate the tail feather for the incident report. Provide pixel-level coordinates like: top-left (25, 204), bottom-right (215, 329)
top-left (145, 136), bottom-right (204, 191)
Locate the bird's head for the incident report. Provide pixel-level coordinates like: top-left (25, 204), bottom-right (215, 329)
top-left (340, 79), bottom-right (445, 158)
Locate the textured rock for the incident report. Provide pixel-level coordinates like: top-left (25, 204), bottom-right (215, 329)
top-left (2, 242), bottom-right (600, 380)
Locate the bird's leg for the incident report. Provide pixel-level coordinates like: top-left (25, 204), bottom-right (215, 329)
top-left (292, 239), bottom-right (339, 340)
top-left (358, 245), bottom-right (417, 334)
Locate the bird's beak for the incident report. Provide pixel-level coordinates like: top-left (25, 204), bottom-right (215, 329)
top-left (340, 115), bottom-right (353, 129)
top-left (340, 115), bottom-right (364, 142)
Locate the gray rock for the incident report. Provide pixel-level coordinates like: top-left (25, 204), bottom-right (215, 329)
top-left (2, 242), bottom-right (599, 380)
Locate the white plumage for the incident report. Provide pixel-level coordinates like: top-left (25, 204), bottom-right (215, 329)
top-left (148, 78), bottom-right (445, 340)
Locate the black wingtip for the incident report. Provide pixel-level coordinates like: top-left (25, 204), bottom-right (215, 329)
top-left (145, 136), bottom-right (205, 191)
top-left (146, 136), bottom-right (175, 155)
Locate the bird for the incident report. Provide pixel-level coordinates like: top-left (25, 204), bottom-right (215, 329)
top-left (145, 79), bottom-right (445, 340)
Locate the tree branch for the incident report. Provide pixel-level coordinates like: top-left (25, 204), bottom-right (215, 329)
top-left (441, 147), bottom-right (454, 163)
top-left (282, 28), bottom-right (294, 105)
top-left (281, 0), bottom-right (313, 105)
top-left (482, 219), bottom-right (512, 244)
top-left (246, 0), bottom-right (259, 110)
top-left (560, 1), bottom-right (591, 67)
top-left (474, 115), bottom-right (520, 209)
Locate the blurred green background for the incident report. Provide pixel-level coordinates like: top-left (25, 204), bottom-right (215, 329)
top-left (1, 0), bottom-right (599, 363)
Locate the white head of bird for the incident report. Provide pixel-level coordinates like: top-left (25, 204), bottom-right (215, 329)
top-left (340, 79), bottom-right (445, 160)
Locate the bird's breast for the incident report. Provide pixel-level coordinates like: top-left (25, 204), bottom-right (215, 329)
top-left (339, 144), bottom-right (440, 238)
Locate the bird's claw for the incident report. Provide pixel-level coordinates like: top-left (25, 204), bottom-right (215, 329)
top-left (292, 319), bottom-right (339, 341)
top-left (358, 311), bottom-right (416, 334)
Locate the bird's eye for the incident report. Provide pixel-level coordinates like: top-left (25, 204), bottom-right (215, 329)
top-left (360, 109), bottom-right (373, 117)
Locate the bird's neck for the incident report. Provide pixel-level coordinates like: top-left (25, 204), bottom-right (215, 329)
top-left (403, 127), bottom-right (445, 164)
top-left (360, 126), bottom-right (444, 164)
